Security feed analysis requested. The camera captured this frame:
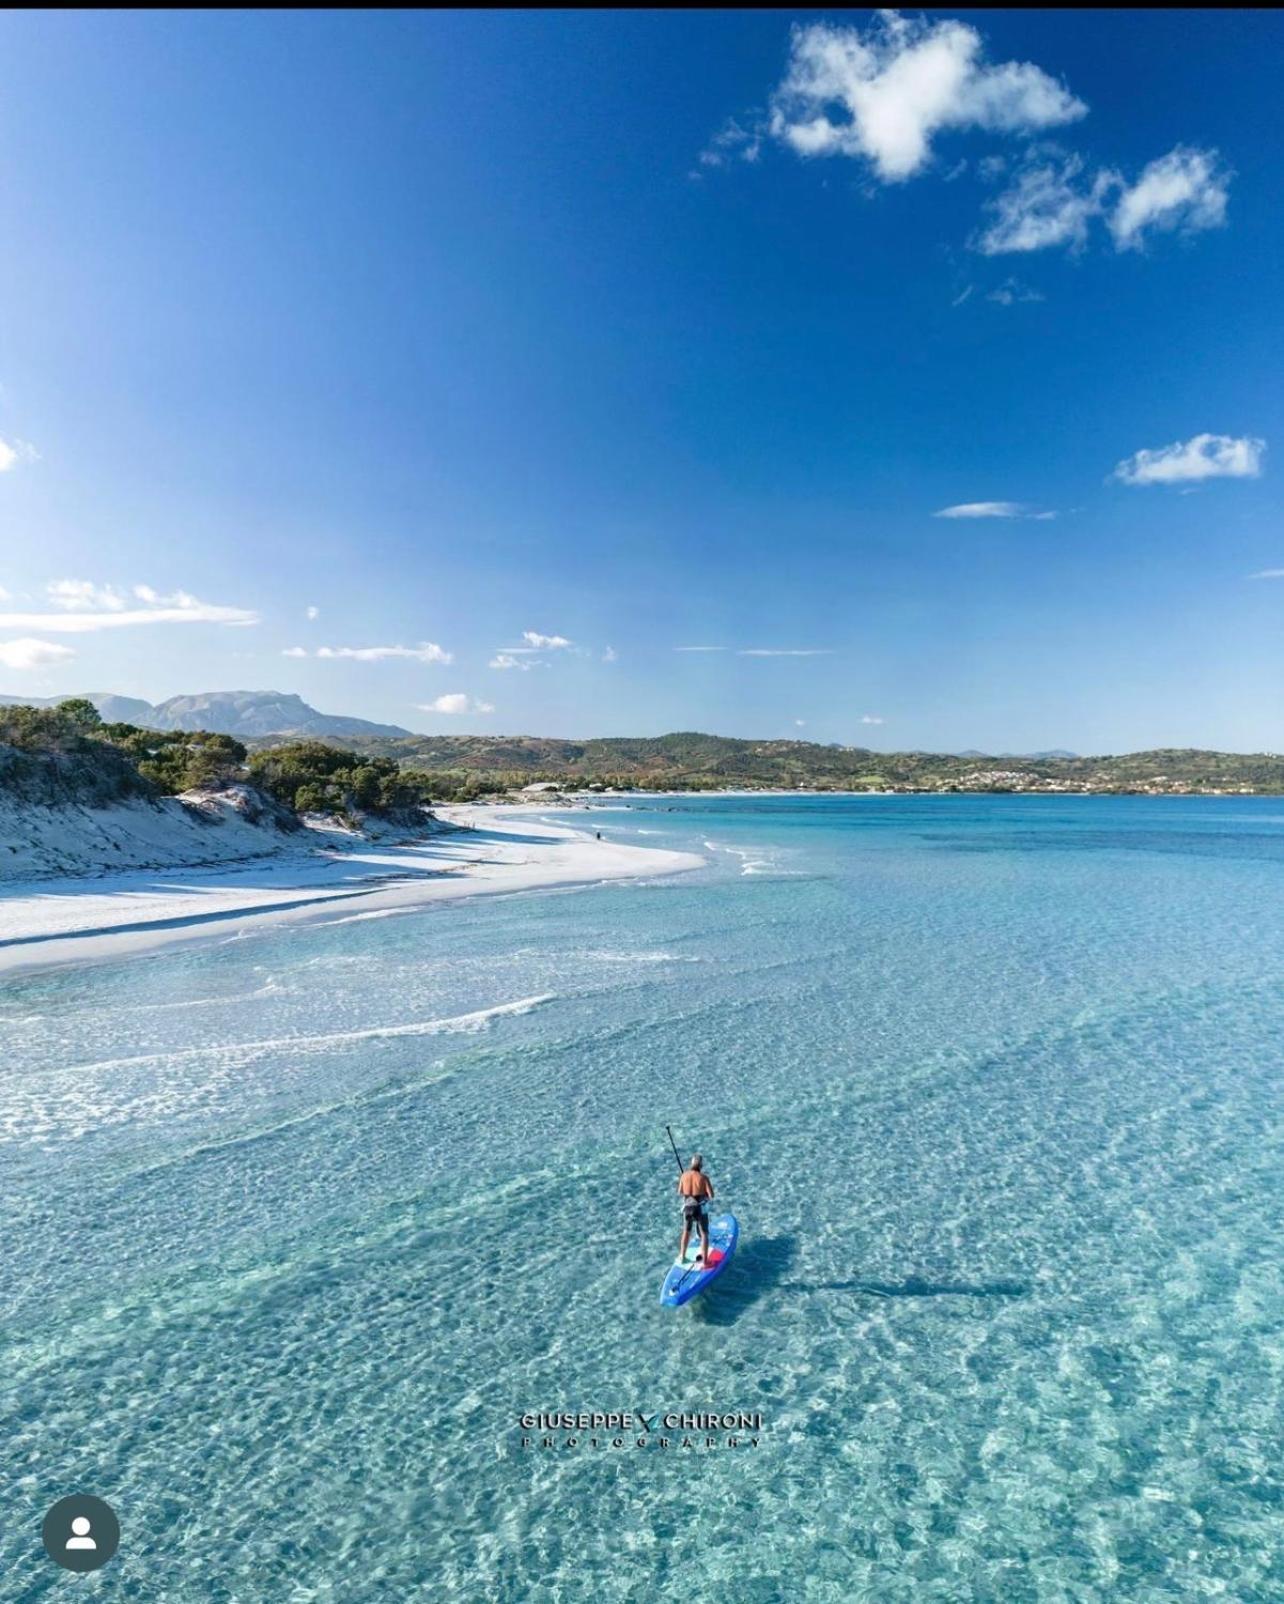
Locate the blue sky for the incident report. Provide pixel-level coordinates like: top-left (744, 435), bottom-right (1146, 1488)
top-left (0, 9), bottom-right (1280, 752)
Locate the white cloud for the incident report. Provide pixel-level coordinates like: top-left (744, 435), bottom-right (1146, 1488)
top-left (860, 714), bottom-right (885, 725)
top-left (698, 117), bottom-right (763, 169)
top-left (1108, 147), bottom-right (1228, 250)
top-left (0, 637), bottom-right (76, 669)
top-left (977, 151), bottom-right (1108, 254)
top-left (521, 630), bottom-right (572, 650)
top-left (987, 276), bottom-right (1044, 305)
top-left (0, 437), bottom-right (38, 473)
top-left (48, 580), bottom-right (129, 611)
top-left (1112, 433), bottom-right (1265, 487)
top-left (951, 284), bottom-right (974, 307)
top-left (794, 719), bottom-right (806, 727)
top-left (281, 646), bottom-right (308, 658)
top-left (0, 581), bottom-right (258, 633)
top-left (766, 14), bottom-right (1085, 184)
top-left (601, 645), bottom-right (618, 663)
top-left (1249, 569), bottom-right (1284, 580)
top-left (935, 501), bottom-right (1024, 518)
top-left (314, 642), bottom-right (452, 663)
top-left (305, 605), bottom-right (319, 620)
top-left (980, 144), bottom-right (1230, 257)
top-left (420, 694), bottom-right (495, 716)
top-left (489, 653), bottom-right (540, 671)
top-left (673, 644), bottom-right (830, 656)
top-left (0, 586), bottom-right (9, 600)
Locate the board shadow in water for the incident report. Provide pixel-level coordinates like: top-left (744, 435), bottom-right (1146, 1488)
top-left (785, 1275), bottom-right (1029, 1299)
top-left (692, 1234), bottom-right (798, 1326)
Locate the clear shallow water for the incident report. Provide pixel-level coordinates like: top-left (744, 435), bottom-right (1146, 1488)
top-left (2, 795), bottom-right (1282, 1602)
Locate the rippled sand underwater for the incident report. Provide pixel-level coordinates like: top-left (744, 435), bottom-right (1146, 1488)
top-left (3, 795), bottom-right (1282, 1601)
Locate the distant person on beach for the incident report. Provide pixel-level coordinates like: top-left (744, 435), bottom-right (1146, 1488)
top-left (677, 1154), bottom-right (714, 1265)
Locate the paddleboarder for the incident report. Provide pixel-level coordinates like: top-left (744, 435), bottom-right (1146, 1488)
top-left (676, 1153), bottom-right (714, 1268)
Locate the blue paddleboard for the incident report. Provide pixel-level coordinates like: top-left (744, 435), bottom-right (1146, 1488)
top-left (660, 1212), bottom-right (739, 1307)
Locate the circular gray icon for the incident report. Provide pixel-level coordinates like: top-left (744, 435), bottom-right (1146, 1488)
top-left (42, 1495), bottom-right (120, 1573)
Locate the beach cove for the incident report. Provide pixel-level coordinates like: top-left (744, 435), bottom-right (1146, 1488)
top-left (3, 793), bottom-right (1282, 1600)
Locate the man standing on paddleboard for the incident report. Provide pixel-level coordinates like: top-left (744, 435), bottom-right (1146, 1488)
top-left (677, 1154), bottom-right (714, 1267)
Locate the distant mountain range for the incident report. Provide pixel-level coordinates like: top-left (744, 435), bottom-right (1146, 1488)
top-left (957, 748), bottom-right (1079, 760)
top-left (0, 690), bottom-right (411, 740)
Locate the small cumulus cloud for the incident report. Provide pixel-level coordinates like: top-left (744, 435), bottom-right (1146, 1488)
top-left (281, 646), bottom-right (308, 658)
top-left (1108, 147), bottom-right (1229, 250)
top-left (978, 145), bottom-right (1229, 257)
top-left (860, 714), bottom-right (885, 725)
top-left (420, 694), bottom-right (495, 716)
top-left (305, 605), bottom-right (319, 620)
top-left (0, 637), bottom-right (76, 669)
top-left (522, 630), bottom-right (572, 650)
top-left (602, 645), bottom-right (618, 663)
top-left (764, 14), bottom-right (1085, 184)
top-left (1112, 433), bottom-right (1264, 487)
top-left (489, 653), bottom-right (540, 671)
top-left (794, 719), bottom-right (806, 727)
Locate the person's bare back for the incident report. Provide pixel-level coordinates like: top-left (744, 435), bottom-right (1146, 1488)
top-left (676, 1154), bottom-right (713, 1264)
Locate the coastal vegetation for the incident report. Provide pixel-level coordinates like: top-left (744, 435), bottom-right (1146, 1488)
top-left (279, 731), bottom-right (1284, 797)
top-left (0, 701), bottom-right (436, 823)
top-left (5, 702), bottom-right (1284, 805)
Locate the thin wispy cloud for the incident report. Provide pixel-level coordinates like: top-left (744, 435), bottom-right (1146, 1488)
top-left (979, 145), bottom-right (1230, 256)
top-left (860, 714), bottom-right (885, 725)
top-left (0, 637), bottom-right (76, 669)
top-left (1248, 569), bottom-right (1284, 580)
top-left (1108, 147), bottom-right (1229, 250)
top-left (763, 14), bottom-right (1086, 183)
top-left (312, 642), bottom-right (452, 663)
top-left (987, 277), bottom-right (1044, 305)
top-left (489, 653), bottom-right (538, 671)
top-left (419, 693), bottom-right (494, 716)
top-left (0, 581), bottom-right (258, 633)
top-left (601, 645), bottom-right (618, 663)
top-left (976, 150), bottom-right (1108, 254)
top-left (1112, 433), bottom-right (1264, 487)
top-left (935, 501), bottom-right (1055, 520)
top-left (673, 645), bottom-right (831, 656)
top-left (0, 437), bottom-right (39, 473)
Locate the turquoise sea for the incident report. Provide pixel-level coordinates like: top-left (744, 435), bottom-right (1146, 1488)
top-left (3, 795), bottom-right (1283, 1601)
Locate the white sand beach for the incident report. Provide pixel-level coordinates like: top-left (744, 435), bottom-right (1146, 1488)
top-left (0, 805), bottom-right (704, 977)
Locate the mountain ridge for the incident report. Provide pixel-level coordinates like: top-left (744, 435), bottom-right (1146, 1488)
top-left (0, 690), bottom-right (411, 740)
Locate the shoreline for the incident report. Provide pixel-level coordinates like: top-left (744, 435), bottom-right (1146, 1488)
top-left (0, 805), bottom-right (704, 980)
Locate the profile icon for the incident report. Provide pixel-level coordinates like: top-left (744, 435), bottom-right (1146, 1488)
top-left (42, 1495), bottom-right (120, 1573)
top-left (66, 1515), bottom-right (97, 1551)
